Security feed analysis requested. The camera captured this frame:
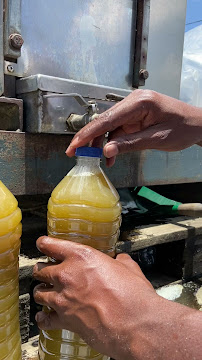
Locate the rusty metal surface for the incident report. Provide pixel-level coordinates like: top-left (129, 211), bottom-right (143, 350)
top-left (0, 132), bottom-right (202, 195)
top-left (0, 97), bottom-right (23, 130)
top-left (0, 131), bottom-right (74, 195)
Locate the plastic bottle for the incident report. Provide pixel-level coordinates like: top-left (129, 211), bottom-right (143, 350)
top-left (38, 147), bottom-right (122, 360)
top-left (0, 181), bottom-right (22, 360)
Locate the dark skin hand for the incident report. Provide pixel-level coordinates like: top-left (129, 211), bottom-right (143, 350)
top-left (34, 236), bottom-right (202, 360)
top-left (34, 91), bottom-right (202, 359)
top-left (66, 89), bottom-right (202, 167)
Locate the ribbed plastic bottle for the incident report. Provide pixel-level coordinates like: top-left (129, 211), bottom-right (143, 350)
top-left (38, 147), bottom-right (122, 360)
top-left (0, 181), bottom-right (22, 360)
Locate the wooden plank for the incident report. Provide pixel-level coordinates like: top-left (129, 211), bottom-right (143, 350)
top-left (19, 255), bottom-right (46, 294)
top-left (20, 293), bottom-right (30, 344)
top-left (117, 217), bottom-right (202, 252)
top-left (19, 255), bottom-right (46, 281)
top-left (18, 217), bottom-right (202, 258)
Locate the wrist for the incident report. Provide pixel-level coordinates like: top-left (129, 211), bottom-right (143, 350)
top-left (126, 295), bottom-right (201, 360)
top-left (185, 105), bottom-right (202, 144)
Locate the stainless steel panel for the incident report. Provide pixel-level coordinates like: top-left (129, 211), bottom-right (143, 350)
top-left (16, 0), bottom-right (136, 89)
top-left (15, 0), bottom-right (186, 97)
top-left (0, 0), bottom-right (3, 95)
top-left (1, 131), bottom-right (202, 195)
top-left (143, 0), bottom-right (187, 98)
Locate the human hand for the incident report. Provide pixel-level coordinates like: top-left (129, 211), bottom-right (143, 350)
top-left (33, 236), bottom-right (157, 360)
top-left (66, 90), bottom-right (202, 167)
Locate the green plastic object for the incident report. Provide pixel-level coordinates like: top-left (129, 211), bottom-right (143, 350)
top-left (134, 186), bottom-right (182, 215)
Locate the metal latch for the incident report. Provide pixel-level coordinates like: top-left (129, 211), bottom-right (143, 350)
top-left (44, 93), bottom-right (99, 132)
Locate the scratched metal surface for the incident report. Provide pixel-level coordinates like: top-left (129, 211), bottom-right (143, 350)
top-left (0, 132), bottom-right (202, 195)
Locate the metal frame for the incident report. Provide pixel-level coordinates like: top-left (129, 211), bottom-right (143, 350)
top-left (133, 0), bottom-right (150, 87)
top-left (16, 75), bottom-right (132, 98)
top-left (4, 0), bottom-right (23, 60)
top-left (0, 0), bottom-right (3, 95)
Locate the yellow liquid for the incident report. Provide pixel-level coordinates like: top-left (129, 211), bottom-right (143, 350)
top-left (39, 158), bottom-right (121, 360)
top-left (0, 181), bottom-right (22, 360)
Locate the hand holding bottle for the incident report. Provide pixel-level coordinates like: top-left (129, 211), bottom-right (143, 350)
top-left (34, 236), bottom-right (202, 360)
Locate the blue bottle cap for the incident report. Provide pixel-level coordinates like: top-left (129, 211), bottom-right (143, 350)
top-left (75, 147), bottom-right (103, 158)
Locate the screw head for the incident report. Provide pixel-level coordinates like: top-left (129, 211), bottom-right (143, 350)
top-left (139, 69), bottom-right (149, 80)
top-left (9, 33), bottom-right (24, 50)
top-left (7, 64), bottom-right (14, 73)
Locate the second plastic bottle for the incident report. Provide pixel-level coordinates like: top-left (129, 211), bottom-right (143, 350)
top-left (38, 147), bottom-right (122, 360)
top-left (0, 181), bottom-right (22, 360)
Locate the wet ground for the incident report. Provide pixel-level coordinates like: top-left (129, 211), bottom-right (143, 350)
top-left (156, 281), bottom-right (202, 310)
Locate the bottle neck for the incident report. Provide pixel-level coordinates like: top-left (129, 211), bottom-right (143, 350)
top-left (76, 156), bottom-right (101, 167)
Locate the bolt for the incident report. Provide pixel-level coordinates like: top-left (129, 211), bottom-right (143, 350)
top-left (139, 69), bottom-right (149, 80)
top-left (7, 64), bottom-right (14, 73)
top-left (9, 33), bottom-right (24, 50)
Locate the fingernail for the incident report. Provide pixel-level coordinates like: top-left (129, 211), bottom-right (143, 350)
top-left (37, 236), bottom-right (51, 251)
top-left (35, 311), bottom-right (47, 323)
top-left (65, 150), bottom-right (75, 157)
top-left (105, 144), bottom-right (118, 158)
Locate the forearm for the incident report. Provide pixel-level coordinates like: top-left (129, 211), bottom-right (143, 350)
top-left (185, 104), bottom-right (202, 145)
top-left (124, 296), bottom-right (202, 360)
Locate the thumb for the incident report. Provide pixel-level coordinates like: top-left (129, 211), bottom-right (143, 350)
top-left (36, 310), bottom-right (61, 330)
top-left (104, 123), bottom-right (173, 157)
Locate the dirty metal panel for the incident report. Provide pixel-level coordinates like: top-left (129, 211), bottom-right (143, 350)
top-left (0, 97), bottom-right (23, 130)
top-left (0, 131), bottom-right (75, 195)
top-left (1, 132), bottom-right (202, 196)
top-left (104, 146), bottom-right (202, 188)
top-left (0, 0), bottom-right (3, 95)
top-left (16, 75), bottom-right (131, 134)
top-left (20, 91), bottom-right (115, 134)
top-left (184, 234), bottom-right (202, 281)
top-left (0, 131), bottom-right (26, 194)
